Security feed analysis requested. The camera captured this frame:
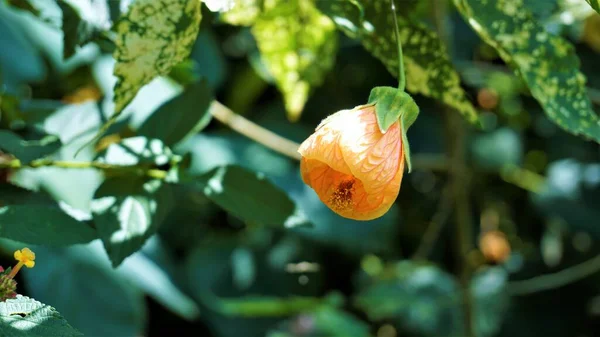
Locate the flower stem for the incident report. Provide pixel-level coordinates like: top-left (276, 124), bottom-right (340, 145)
top-left (7, 262), bottom-right (23, 279)
top-left (390, 0), bottom-right (406, 92)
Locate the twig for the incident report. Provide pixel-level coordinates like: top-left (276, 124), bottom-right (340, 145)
top-left (412, 186), bottom-right (454, 260)
top-left (435, 1), bottom-right (475, 335)
top-left (508, 254), bottom-right (600, 296)
top-left (0, 158), bottom-right (168, 179)
top-left (209, 101), bottom-right (302, 161)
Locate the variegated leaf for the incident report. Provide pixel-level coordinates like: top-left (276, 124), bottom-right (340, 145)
top-left (317, 0), bottom-right (479, 124)
top-left (455, 0), bottom-right (600, 142)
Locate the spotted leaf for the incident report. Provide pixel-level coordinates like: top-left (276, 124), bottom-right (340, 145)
top-left (587, 0), bottom-right (600, 13)
top-left (317, 0), bottom-right (479, 124)
top-left (455, 0), bottom-right (600, 142)
top-left (96, 0), bottom-right (202, 145)
top-left (252, 0), bottom-right (338, 121)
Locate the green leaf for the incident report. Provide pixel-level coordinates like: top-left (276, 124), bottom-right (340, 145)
top-left (22, 243), bottom-right (147, 336)
top-left (91, 177), bottom-right (174, 267)
top-left (367, 86), bottom-right (419, 172)
top-left (0, 184), bottom-right (97, 246)
top-left (4, 0), bottom-right (40, 16)
top-left (455, 0), bottom-right (600, 142)
top-left (58, 0), bottom-right (98, 60)
top-left (0, 295), bottom-right (83, 336)
top-left (0, 130), bottom-right (61, 163)
top-left (137, 79), bottom-right (214, 146)
top-left (586, 0), bottom-right (600, 13)
top-left (252, 0), bottom-right (338, 121)
top-left (317, 0), bottom-right (479, 124)
top-left (192, 165), bottom-right (310, 228)
top-left (95, 0), bottom-right (202, 146)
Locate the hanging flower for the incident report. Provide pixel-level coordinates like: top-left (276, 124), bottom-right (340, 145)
top-left (298, 104), bottom-right (405, 221)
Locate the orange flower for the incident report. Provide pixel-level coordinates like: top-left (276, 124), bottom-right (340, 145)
top-left (298, 104), bottom-right (404, 221)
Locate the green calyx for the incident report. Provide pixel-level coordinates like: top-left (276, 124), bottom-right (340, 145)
top-left (367, 86), bottom-right (419, 173)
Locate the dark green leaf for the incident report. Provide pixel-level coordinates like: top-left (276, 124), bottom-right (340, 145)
top-left (5, 0), bottom-right (40, 16)
top-left (317, 0), bottom-right (479, 124)
top-left (455, 0), bottom-right (600, 142)
top-left (23, 244), bottom-right (147, 336)
top-left (91, 177), bottom-right (174, 267)
top-left (0, 295), bottom-right (83, 336)
top-left (137, 79), bottom-right (214, 146)
top-left (192, 165), bottom-right (310, 228)
top-left (354, 261), bottom-right (508, 337)
top-left (253, 0), bottom-right (338, 121)
top-left (0, 184), bottom-right (97, 246)
top-left (58, 0), bottom-right (98, 60)
top-left (586, 0), bottom-right (600, 13)
top-left (0, 130), bottom-right (61, 163)
top-left (266, 307), bottom-right (372, 337)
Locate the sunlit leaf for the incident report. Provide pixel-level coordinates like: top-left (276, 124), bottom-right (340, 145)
top-left (0, 184), bottom-right (97, 246)
top-left (192, 165), bottom-right (310, 228)
top-left (0, 295), bottom-right (83, 336)
top-left (317, 0), bottom-right (479, 124)
top-left (455, 0), bottom-right (600, 142)
top-left (253, 0), bottom-right (337, 121)
top-left (586, 0), bottom-right (600, 13)
top-left (219, 0), bottom-right (261, 26)
top-left (58, 0), bottom-right (98, 60)
top-left (105, 0), bottom-right (202, 139)
top-left (91, 177), bottom-right (174, 267)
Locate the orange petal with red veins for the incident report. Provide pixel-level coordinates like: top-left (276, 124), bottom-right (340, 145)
top-left (298, 105), bottom-right (404, 221)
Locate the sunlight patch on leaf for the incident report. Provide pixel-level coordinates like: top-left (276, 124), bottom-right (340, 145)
top-left (317, 0), bottom-right (479, 124)
top-left (219, 0), bottom-right (262, 26)
top-left (0, 295), bottom-right (83, 336)
top-left (455, 0), bottom-right (600, 142)
top-left (253, 0), bottom-right (338, 121)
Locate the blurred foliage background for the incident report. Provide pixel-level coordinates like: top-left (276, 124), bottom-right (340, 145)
top-left (1, 0), bottom-right (600, 336)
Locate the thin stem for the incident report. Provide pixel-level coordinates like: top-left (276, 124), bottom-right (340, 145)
top-left (0, 159), bottom-right (168, 180)
top-left (7, 262), bottom-right (23, 279)
top-left (412, 186), bottom-right (454, 260)
top-left (390, 0), bottom-right (406, 91)
top-left (434, 0), bottom-right (475, 335)
top-left (209, 101), bottom-right (302, 160)
top-left (508, 254), bottom-right (600, 296)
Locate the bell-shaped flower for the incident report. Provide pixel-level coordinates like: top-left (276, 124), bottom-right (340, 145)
top-left (298, 104), bottom-right (405, 221)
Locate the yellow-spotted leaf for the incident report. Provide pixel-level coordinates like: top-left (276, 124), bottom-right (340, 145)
top-left (587, 0), bottom-right (600, 13)
top-left (455, 0), bottom-right (600, 142)
top-left (101, 0), bottom-right (202, 143)
top-left (252, 0), bottom-right (337, 121)
top-left (317, 0), bottom-right (479, 124)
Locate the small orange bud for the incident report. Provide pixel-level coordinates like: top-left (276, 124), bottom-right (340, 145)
top-left (298, 105), bottom-right (404, 221)
top-left (479, 230), bottom-right (511, 264)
